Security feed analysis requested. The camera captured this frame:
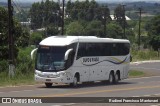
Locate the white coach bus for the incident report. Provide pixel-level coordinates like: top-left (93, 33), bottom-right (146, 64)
top-left (31, 36), bottom-right (131, 87)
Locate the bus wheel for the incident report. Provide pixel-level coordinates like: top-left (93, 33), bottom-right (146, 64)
top-left (114, 73), bottom-right (119, 84)
top-left (45, 83), bottom-right (52, 88)
top-left (70, 76), bottom-right (78, 87)
top-left (109, 72), bottom-right (114, 84)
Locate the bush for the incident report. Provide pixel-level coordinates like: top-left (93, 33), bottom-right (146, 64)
top-left (0, 46), bottom-right (35, 86)
top-left (16, 47), bottom-right (35, 74)
top-left (131, 50), bottom-right (159, 61)
top-left (30, 32), bottom-right (43, 45)
top-left (0, 60), bottom-right (8, 72)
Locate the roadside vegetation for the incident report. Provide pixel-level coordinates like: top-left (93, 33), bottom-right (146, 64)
top-left (131, 50), bottom-right (160, 62)
top-left (0, 47), bottom-right (35, 86)
top-left (0, 0), bottom-right (160, 86)
top-left (129, 70), bottom-right (145, 78)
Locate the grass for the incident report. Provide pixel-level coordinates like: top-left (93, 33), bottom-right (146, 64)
top-left (0, 71), bottom-right (35, 87)
top-left (131, 50), bottom-right (160, 62)
top-left (129, 70), bottom-right (145, 78)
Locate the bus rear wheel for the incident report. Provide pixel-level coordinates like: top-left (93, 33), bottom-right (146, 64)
top-left (45, 83), bottom-right (52, 88)
top-left (108, 72), bottom-right (114, 84)
top-left (113, 73), bottom-right (119, 84)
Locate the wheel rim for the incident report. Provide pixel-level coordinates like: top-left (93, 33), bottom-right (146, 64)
top-left (109, 73), bottom-right (113, 83)
top-left (73, 77), bottom-right (77, 86)
top-left (115, 73), bottom-right (118, 82)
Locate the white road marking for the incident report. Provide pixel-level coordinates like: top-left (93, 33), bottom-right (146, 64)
top-left (132, 93), bottom-right (160, 97)
top-left (51, 105), bottom-right (62, 106)
top-left (126, 76), bottom-right (160, 80)
top-left (150, 104), bottom-right (160, 106)
top-left (0, 84), bottom-right (44, 89)
top-left (65, 103), bottom-right (77, 106)
top-left (155, 93), bottom-right (160, 96)
top-left (138, 81), bottom-right (160, 84)
top-left (11, 91), bottom-right (21, 93)
top-left (131, 67), bottom-right (160, 71)
top-left (131, 60), bottom-right (160, 65)
top-left (51, 104), bottom-right (76, 106)
top-left (143, 95), bottom-right (151, 97)
top-left (23, 90), bottom-right (34, 92)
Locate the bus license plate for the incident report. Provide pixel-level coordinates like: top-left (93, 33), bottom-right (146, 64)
top-left (46, 79), bottom-right (51, 81)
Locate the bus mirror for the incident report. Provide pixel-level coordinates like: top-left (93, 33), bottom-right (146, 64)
top-left (31, 48), bottom-right (38, 60)
top-left (64, 49), bottom-right (73, 61)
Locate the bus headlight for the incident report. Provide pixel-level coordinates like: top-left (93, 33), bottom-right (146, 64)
top-left (56, 73), bottom-right (60, 77)
top-left (60, 72), bottom-right (67, 76)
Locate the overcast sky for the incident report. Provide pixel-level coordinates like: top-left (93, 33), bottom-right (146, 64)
top-left (1, 0), bottom-right (159, 3)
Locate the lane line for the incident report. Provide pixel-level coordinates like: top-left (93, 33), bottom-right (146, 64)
top-left (0, 84), bottom-right (44, 89)
top-left (133, 93), bottom-right (160, 97)
top-left (51, 105), bottom-right (62, 106)
top-left (130, 67), bottom-right (160, 71)
top-left (132, 96), bottom-right (140, 97)
top-left (143, 95), bottom-right (151, 97)
top-left (11, 91), bottom-right (21, 93)
top-left (155, 93), bottom-right (160, 96)
top-left (126, 76), bottom-right (160, 80)
top-left (51, 104), bottom-right (76, 106)
top-left (39, 85), bottom-right (160, 97)
top-left (151, 104), bottom-right (160, 106)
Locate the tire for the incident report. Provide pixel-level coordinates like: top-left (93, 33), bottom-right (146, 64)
top-left (113, 73), bottom-right (119, 84)
top-left (45, 83), bottom-right (52, 88)
top-left (70, 76), bottom-right (78, 87)
top-left (108, 72), bottom-right (114, 84)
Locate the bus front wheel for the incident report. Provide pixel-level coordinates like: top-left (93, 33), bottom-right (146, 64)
top-left (45, 83), bottom-right (52, 88)
top-left (70, 76), bottom-right (78, 87)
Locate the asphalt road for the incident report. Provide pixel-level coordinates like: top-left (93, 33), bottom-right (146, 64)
top-left (131, 61), bottom-right (160, 76)
top-left (0, 62), bottom-right (160, 106)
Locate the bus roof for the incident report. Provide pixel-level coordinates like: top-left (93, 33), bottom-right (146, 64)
top-left (39, 36), bottom-right (130, 46)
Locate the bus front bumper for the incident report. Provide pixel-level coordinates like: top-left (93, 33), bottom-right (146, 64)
top-left (35, 75), bottom-right (73, 84)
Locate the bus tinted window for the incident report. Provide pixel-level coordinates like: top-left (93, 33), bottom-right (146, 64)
top-left (77, 43), bottom-right (86, 59)
top-left (77, 42), bottom-right (130, 59)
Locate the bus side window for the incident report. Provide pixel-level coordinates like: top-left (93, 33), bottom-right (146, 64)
top-left (111, 43), bottom-right (117, 56)
top-left (77, 43), bottom-right (86, 59)
top-left (66, 50), bottom-right (75, 69)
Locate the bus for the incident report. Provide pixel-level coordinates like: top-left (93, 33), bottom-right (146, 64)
top-left (31, 36), bottom-right (131, 88)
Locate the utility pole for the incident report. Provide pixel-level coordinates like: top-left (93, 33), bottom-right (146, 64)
top-left (8, 0), bottom-right (15, 77)
top-left (61, 0), bottom-right (65, 35)
top-left (138, 7), bottom-right (142, 50)
top-left (122, 4), bottom-right (126, 39)
top-left (135, 7), bottom-right (144, 50)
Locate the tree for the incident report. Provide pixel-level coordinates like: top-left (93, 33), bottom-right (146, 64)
top-left (65, 0), bottom-right (111, 23)
top-left (125, 29), bottom-right (135, 43)
top-left (30, 32), bottom-right (43, 45)
top-left (0, 7), bottom-right (30, 60)
top-left (85, 20), bottom-right (104, 37)
top-left (66, 21), bottom-right (84, 35)
top-left (106, 22), bottom-right (123, 38)
top-left (30, 0), bottom-right (61, 30)
top-left (146, 15), bottom-right (160, 50)
top-left (114, 4), bottom-right (127, 28)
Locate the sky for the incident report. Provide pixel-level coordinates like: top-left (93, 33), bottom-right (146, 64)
top-left (0, 0), bottom-right (159, 3)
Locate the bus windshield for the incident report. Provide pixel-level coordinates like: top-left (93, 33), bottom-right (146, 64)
top-left (36, 46), bottom-right (67, 72)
